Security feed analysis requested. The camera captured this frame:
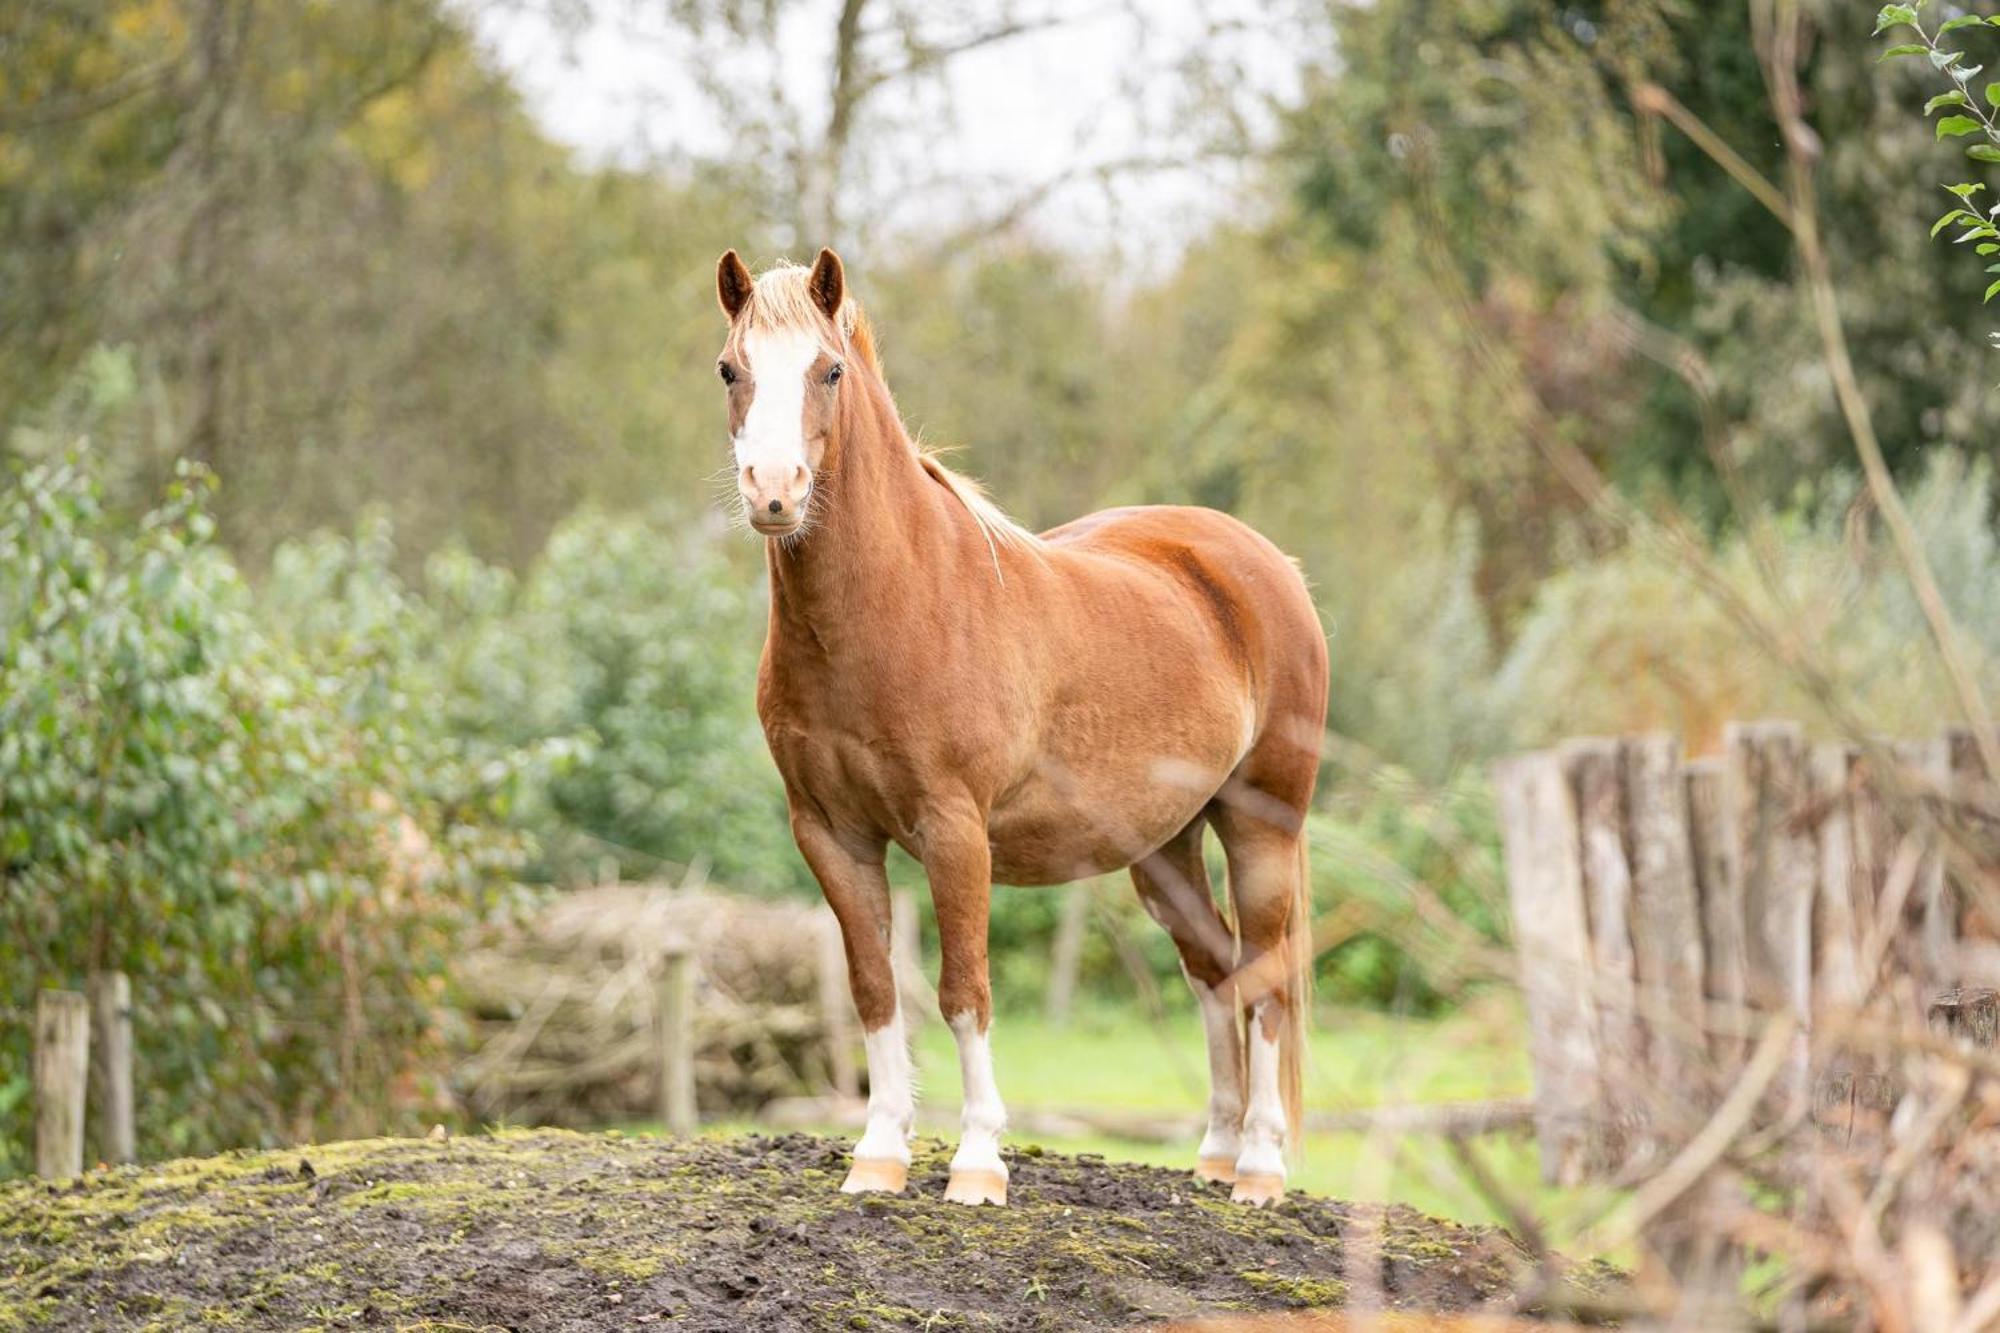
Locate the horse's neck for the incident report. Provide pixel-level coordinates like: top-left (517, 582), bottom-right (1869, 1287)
top-left (765, 380), bottom-right (964, 648)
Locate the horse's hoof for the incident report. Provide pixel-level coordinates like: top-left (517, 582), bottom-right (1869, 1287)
top-left (840, 1158), bottom-right (908, 1194)
top-left (1230, 1172), bottom-right (1285, 1207)
top-left (1194, 1156), bottom-right (1237, 1185)
top-left (943, 1168), bottom-right (1008, 1206)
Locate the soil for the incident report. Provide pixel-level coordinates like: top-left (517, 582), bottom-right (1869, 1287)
top-left (0, 1130), bottom-right (1618, 1332)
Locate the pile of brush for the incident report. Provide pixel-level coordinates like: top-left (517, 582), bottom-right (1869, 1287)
top-left (454, 884), bottom-right (849, 1126)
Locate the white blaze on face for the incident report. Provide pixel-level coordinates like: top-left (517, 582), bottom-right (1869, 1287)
top-left (734, 326), bottom-right (822, 498)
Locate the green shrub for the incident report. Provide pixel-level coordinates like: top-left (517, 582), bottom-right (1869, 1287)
top-left (398, 510), bottom-right (805, 892)
top-left (0, 453), bottom-right (529, 1173)
top-left (1493, 450), bottom-right (2000, 751)
top-left (1308, 764), bottom-right (1507, 1012)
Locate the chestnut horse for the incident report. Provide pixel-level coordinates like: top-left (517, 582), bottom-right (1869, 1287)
top-left (713, 248), bottom-right (1327, 1206)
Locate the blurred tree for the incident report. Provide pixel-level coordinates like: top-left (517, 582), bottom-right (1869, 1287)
top-left (0, 0), bottom-right (765, 563)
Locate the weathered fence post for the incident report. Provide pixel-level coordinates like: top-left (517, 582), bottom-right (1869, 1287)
top-left (815, 909), bottom-right (860, 1099)
top-left (1045, 888), bottom-right (1091, 1027)
top-left (1894, 738), bottom-right (1955, 991)
top-left (1561, 740), bottom-right (1636, 1089)
top-left (1623, 735), bottom-right (1706, 1091)
top-left (890, 888), bottom-right (935, 1021)
top-left (34, 990), bottom-right (90, 1179)
top-left (1810, 746), bottom-right (1862, 1010)
top-left (1727, 721), bottom-right (1814, 1112)
top-left (1493, 750), bottom-right (1599, 1185)
top-left (1928, 988), bottom-right (1999, 1049)
top-left (1685, 757), bottom-right (1745, 1071)
top-left (655, 949), bottom-right (696, 1135)
top-left (87, 971), bottom-right (135, 1165)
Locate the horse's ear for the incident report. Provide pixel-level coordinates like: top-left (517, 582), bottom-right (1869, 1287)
top-left (809, 248), bottom-right (845, 320)
top-left (717, 249), bottom-right (754, 320)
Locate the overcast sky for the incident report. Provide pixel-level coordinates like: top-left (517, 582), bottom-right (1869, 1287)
top-left (462, 1), bottom-right (1320, 267)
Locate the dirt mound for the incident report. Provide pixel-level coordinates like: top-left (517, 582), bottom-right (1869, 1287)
top-left (0, 1130), bottom-right (1615, 1331)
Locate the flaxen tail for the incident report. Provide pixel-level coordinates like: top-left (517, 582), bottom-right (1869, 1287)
top-left (1282, 832), bottom-right (1313, 1155)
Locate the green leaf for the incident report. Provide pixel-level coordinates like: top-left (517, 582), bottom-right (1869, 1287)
top-left (1881, 42), bottom-right (1929, 57)
top-left (1935, 208), bottom-right (1969, 236)
top-left (1982, 277), bottom-right (2000, 302)
top-left (1969, 144), bottom-right (2000, 161)
top-left (1929, 90), bottom-right (1971, 113)
top-left (1875, 3), bottom-right (1920, 34)
top-left (1986, 83), bottom-right (2000, 109)
top-left (1940, 15), bottom-right (1985, 35)
top-left (1938, 114), bottom-right (1984, 137)
top-left (1933, 48), bottom-right (1964, 69)
top-left (1980, 243), bottom-right (2000, 254)
top-left (1949, 182), bottom-right (1988, 198)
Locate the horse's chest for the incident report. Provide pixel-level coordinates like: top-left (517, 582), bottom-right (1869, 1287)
top-left (760, 702), bottom-right (959, 839)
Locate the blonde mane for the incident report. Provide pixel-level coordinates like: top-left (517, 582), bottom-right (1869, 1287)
top-left (742, 262), bottom-right (880, 375)
top-left (747, 262), bottom-right (1042, 564)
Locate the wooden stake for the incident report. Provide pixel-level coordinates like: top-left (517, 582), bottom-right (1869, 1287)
top-left (34, 990), bottom-right (90, 1179)
top-left (87, 972), bottom-right (135, 1165)
top-left (1894, 738), bottom-right (1955, 991)
top-left (1494, 750), bottom-right (1600, 1185)
top-left (890, 888), bottom-right (935, 1021)
top-left (815, 909), bottom-right (859, 1099)
top-left (655, 950), bottom-right (696, 1135)
top-left (1726, 721), bottom-right (1814, 1111)
top-left (1622, 735), bottom-right (1705, 1090)
top-left (1561, 739), bottom-right (1636, 1081)
top-left (1928, 987), bottom-right (1998, 1049)
top-left (1810, 746), bottom-right (1861, 1010)
top-left (1046, 888), bottom-right (1091, 1027)
top-left (1686, 758), bottom-right (1745, 1072)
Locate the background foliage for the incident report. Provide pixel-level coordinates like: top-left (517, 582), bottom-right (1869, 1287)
top-left (4, 0), bottom-right (2000, 1166)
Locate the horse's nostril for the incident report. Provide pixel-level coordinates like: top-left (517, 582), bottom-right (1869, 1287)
top-left (768, 499), bottom-right (783, 515)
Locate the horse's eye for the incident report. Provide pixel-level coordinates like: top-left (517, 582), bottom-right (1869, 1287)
top-left (718, 363), bottom-right (737, 385)
top-left (825, 364), bottom-right (843, 386)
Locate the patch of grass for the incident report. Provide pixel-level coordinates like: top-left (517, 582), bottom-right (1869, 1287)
top-left (908, 996), bottom-right (1533, 1116)
top-left (1238, 1269), bottom-right (1349, 1305)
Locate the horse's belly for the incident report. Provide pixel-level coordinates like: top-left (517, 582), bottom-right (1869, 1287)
top-left (984, 738), bottom-right (1239, 886)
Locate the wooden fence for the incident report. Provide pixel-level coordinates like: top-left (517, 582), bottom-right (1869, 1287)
top-left (1494, 721), bottom-right (1999, 1187)
top-left (26, 973), bottom-right (137, 1179)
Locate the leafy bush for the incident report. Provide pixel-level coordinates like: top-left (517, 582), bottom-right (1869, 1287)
top-left (0, 454), bottom-right (530, 1173)
top-left (1308, 764), bottom-right (1507, 1012)
top-left (393, 510), bottom-right (805, 893)
top-left (1493, 450), bottom-right (2000, 752)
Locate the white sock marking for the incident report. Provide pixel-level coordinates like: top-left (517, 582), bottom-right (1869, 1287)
top-left (854, 1010), bottom-right (913, 1164)
top-left (1236, 1001), bottom-right (1287, 1182)
top-left (947, 1012), bottom-right (1007, 1179)
top-left (1189, 977), bottom-right (1245, 1162)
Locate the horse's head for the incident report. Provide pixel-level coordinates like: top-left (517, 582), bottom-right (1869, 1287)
top-left (714, 247), bottom-right (855, 539)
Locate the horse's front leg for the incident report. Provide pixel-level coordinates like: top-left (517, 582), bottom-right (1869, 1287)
top-left (790, 811), bottom-right (911, 1193)
top-left (925, 819), bottom-right (1008, 1206)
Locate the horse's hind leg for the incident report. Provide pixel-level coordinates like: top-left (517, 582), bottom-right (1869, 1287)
top-left (1210, 766), bottom-right (1314, 1207)
top-left (1129, 817), bottom-right (1245, 1185)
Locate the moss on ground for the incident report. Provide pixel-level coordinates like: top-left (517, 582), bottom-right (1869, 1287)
top-left (0, 1130), bottom-right (1614, 1331)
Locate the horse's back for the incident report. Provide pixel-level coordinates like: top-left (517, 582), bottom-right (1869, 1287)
top-left (1039, 504), bottom-right (1325, 690)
